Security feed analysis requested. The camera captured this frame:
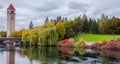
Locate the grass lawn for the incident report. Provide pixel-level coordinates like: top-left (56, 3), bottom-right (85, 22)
top-left (75, 34), bottom-right (120, 42)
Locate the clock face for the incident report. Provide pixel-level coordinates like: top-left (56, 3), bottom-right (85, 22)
top-left (8, 11), bottom-right (14, 14)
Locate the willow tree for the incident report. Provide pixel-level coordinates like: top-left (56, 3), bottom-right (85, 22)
top-left (37, 27), bottom-right (58, 46)
top-left (22, 30), bottom-right (30, 44)
top-left (29, 30), bottom-right (38, 45)
top-left (44, 22), bottom-right (55, 28)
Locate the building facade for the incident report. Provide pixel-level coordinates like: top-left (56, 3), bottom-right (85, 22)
top-left (7, 4), bottom-right (15, 37)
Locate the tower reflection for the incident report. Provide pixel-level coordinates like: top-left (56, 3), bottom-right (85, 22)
top-left (7, 51), bottom-right (15, 64)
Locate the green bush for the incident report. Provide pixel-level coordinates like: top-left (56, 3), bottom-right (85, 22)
top-left (75, 39), bottom-right (86, 48)
top-left (0, 31), bottom-right (6, 37)
top-left (9, 31), bottom-right (19, 37)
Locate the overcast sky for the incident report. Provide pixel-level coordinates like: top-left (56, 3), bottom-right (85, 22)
top-left (0, 0), bottom-right (120, 31)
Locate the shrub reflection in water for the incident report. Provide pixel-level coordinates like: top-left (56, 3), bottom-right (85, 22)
top-left (18, 47), bottom-right (120, 64)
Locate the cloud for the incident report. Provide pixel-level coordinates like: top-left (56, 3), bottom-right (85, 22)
top-left (68, 1), bottom-right (90, 12)
top-left (86, 0), bottom-right (120, 18)
top-left (0, 0), bottom-right (120, 31)
top-left (0, 4), bottom-right (3, 9)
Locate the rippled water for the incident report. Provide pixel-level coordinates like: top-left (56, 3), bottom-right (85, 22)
top-left (0, 46), bottom-right (120, 64)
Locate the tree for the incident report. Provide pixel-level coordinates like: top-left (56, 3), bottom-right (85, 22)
top-left (57, 16), bottom-right (62, 21)
top-left (106, 17), bottom-right (120, 34)
top-left (0, 31), bottom-right (7, 37)
top-left (44, 22), bottom-right (55, 28)
top-left (62, 17), bottom-right (68, 21)
top-left (29, 21), bottom-right (34, 29)
top-left (64, 20), bottom-right (75, 38)
top-left (88, 18), bottom-right (94, 33)
top-left (91, 20), bottom-right (98, 34)
top-left (9, 29), bottom-right (26, 37)
top-left (74, 16), bottom-right (83, 34)
top-left (44, 17), bottom-right (49, 23)
top-left (82, 14), bottom-right (89, 33)
top-left (50, 19), bottom-right (54, 22)
top-left (9, 31), bottom-right (19, 37)
top-left (56, 20), bottom-right (66, 40)
top-left (101, 13), bottom-right (108, 21)
top-left (65, 17), bottom-right (68, 21)
top-left (17, 28), bottom-right (26, 37)
top-left (98, 15), bottom-right (108, 34)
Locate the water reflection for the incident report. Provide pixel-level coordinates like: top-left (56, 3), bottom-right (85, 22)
top-left (21, 47), bottom-right (64, 64)
top-left (19, 47), bottom-right (120, 64)
top-left (0, 46), bottom-right (120, 64)
top-left (7, 51), bottom-right (15, 64)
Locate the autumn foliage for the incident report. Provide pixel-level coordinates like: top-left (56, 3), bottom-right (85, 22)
top-left (90, 43), bottom-right (101, 49)
top-left (90, 40), bottom-right (120, 50)
top-left (57, 38), bottom-right (75, 47)
top-left (56, 21), bottom-right (66, 40)
top-left (75, 39), bottom-right (86, 48)
top-left (17, 29), bottom-right (26, 37)
top-left (9, 28), bottom-right (26, 37)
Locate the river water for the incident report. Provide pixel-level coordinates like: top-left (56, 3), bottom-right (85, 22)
top-left (0, 46), bottom-right (120, 64)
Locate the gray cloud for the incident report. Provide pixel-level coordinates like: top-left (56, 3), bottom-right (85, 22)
top-left (0, 4), bottom-right (3, 9)
top-left (87, 0), bottom-right (120, 18)
top-left (0, 0), bottom-right (120, 30)
top-left (68, 1), bottom-right (90, 12)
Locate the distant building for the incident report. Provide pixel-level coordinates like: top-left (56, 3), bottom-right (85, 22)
top-left (7, 4), bottom-right (15, 37)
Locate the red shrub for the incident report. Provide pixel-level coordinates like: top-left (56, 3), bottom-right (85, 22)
top-left (90, 43), bottom-right (101, 49)
top-left (116, 41), bottom-right (120, 50)
top-left (101, 40), bottom-right (108, 46)
top-left (60, 38), bottom-right (75, 47)
top-left (62, 39), bottom-right (69, 45)
top-left (101, 41), bottom-right (117, 50)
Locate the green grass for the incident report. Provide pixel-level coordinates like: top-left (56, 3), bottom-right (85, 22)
top-left (75, 34), bottom-right (120, 42)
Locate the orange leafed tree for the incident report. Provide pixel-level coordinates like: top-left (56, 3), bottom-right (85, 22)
top-left (17, 28), bottom-right (26, 37)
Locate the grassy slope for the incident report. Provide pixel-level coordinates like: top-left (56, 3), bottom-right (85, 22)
top-left (75, 34), bottom-right (120, 42)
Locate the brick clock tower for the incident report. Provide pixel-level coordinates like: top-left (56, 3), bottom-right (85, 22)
top-left (7, 4), bottom-right (15, 37)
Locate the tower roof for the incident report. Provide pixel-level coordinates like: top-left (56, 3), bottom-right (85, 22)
top-left (7, 4), bottom-right (15, 10)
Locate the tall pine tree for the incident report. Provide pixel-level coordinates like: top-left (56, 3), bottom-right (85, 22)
top-left (44, 17), bottom-right (49, 23)
top-left (82, 14), bottom-right (89, 33)
top-left (29, 21), bottom-right (33, 29)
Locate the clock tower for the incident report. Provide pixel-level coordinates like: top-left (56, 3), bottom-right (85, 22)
top-left (7, 4), bottom-right (15, 37)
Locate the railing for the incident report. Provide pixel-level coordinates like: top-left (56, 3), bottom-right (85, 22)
top-left (0, 37), bottom-right (21, 41)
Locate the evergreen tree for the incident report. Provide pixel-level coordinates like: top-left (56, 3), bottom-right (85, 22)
top-left (57, 16), bottom-right (62, 21)
top-left (82, 14), bottom-right (89, 33)
top-left (64, 20), bottom-right (75, 38)
top-left (29, 21), bottom-right (33, 29)
top-left (91, 20), bottom-right (98, 34)
top-left (65, 17), bottom-right (68, 21)
top-left (88, 18), bottom-right (94, 33)
top-left (74, 16), bottom-right (83, 34)
top-left (50, 19), bottom-right (53, 22)
top-left (44, 17), bottom-right (49, 23)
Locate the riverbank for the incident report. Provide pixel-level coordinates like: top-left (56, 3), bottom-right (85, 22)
top-left (75, 34), bottom-right (120, 42)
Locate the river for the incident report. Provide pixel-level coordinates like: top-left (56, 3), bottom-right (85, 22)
top-left (0, 46), bottom-right (120, 64)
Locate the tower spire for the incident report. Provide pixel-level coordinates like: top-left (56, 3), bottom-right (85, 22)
top-left (7, 4), bottom-right (15, 10)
